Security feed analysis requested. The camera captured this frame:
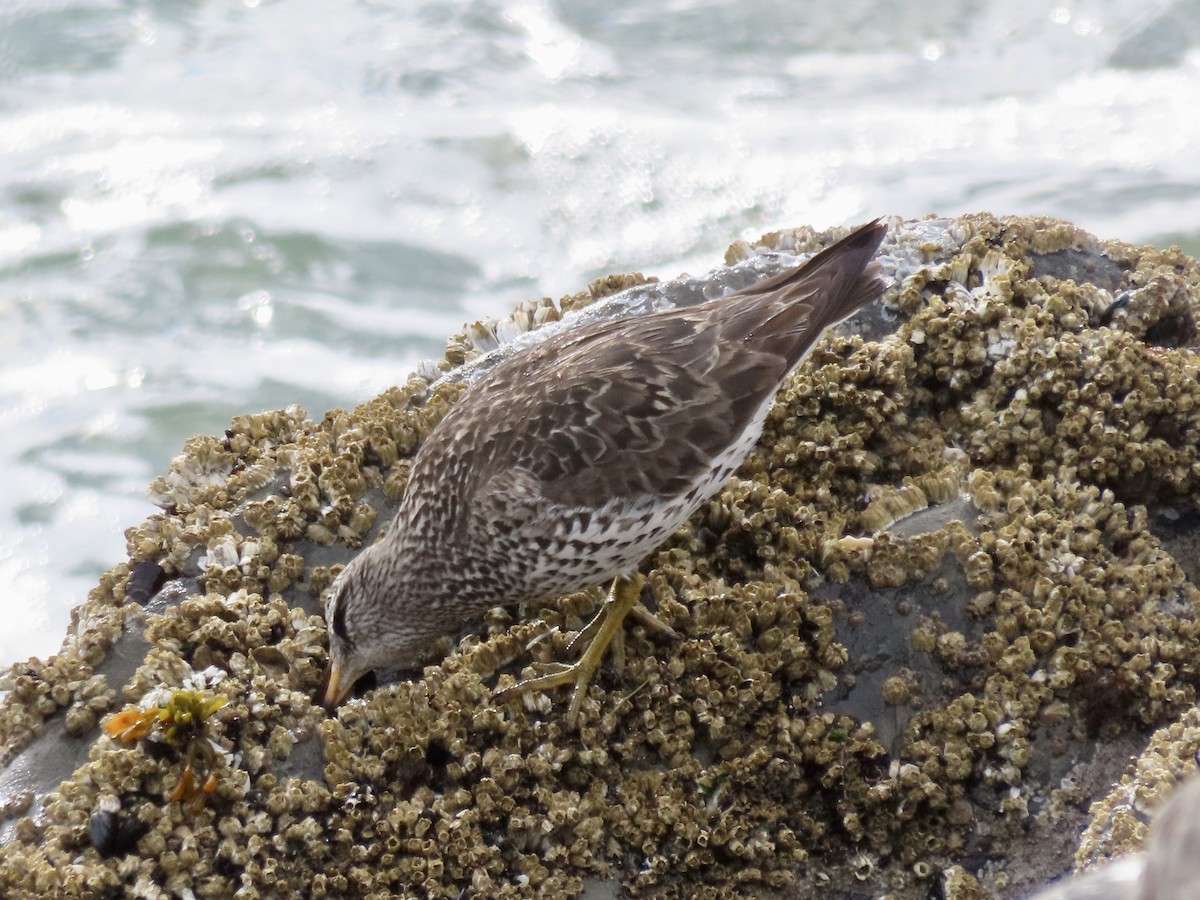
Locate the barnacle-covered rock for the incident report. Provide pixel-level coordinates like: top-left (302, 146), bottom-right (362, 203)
top-left (4, 214), bottom-right (1200, 898)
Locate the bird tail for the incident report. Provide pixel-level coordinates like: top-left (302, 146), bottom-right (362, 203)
top-left (719, 219), bottom-right (888, 369)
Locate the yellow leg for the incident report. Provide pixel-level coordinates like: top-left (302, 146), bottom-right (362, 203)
top-left (562, 580), bottom-right (677, 674)
top-left (496, 573), bottom-right (660, 726)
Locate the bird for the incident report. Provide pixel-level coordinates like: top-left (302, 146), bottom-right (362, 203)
top-left (320, 219), bottom-right (888, 724)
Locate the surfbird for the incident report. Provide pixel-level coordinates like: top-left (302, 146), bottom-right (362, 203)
top-left (321, 219), bottom-right (888, 724)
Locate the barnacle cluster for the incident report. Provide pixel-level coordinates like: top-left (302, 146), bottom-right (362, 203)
top-left (1073, 706), bottom-right (1200, 870)
top-left (3, 214), bottom-right (1200, 898)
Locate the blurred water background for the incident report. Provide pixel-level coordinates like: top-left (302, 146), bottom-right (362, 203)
top-left (2, 0), bottom-right (1199, 669)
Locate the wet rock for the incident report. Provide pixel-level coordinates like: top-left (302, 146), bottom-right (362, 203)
top-left (2, 214), bottom-right (1200, 897)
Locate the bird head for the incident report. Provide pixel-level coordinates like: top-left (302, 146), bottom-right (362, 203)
top-left (319, 542), bottom-right (424, 709)
top-left (320, 561), bottom-right (371, 708)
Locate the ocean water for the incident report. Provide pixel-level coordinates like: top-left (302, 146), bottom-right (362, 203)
top-left (1, 0), bottom-right (1198, 669)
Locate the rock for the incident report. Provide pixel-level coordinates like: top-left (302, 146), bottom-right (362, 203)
top-left (2, 213), bottom-right (1200, 898)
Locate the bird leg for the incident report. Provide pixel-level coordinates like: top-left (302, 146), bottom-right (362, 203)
top-left (496, 573), bottom-right (672, 726)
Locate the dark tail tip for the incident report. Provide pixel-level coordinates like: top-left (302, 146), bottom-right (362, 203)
top-left (811, 217), bottom-right (888, 271)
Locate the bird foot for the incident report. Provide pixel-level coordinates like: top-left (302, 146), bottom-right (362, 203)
top-left (495, 573), bottom-right (668, 726)
top-left (565, 590), bottom-right (677, 657)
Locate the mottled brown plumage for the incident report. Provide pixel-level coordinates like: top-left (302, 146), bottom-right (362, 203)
top-left (322, 220), bottom-right (888, 714)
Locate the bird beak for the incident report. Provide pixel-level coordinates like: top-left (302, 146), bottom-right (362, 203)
top-left (320, 661), bottom-right (352, 710)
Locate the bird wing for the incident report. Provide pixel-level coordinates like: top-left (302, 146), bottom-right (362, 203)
top-left (449, 219), bottom-right (886, 524)
top-left (461, 305), bottom-right (798, 512)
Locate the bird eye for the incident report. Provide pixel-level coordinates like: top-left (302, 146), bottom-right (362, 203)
top-left (331, 586), bottom-right (349, 640)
